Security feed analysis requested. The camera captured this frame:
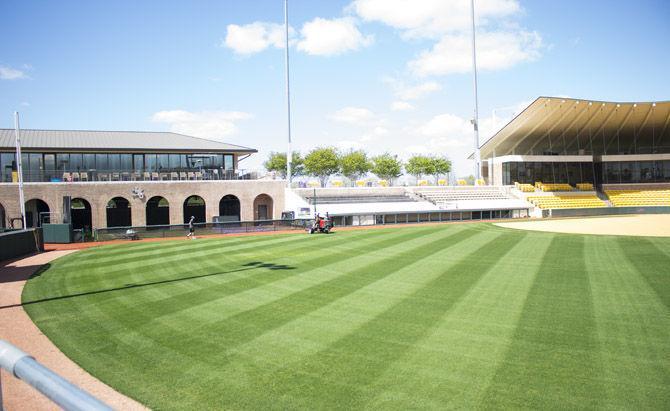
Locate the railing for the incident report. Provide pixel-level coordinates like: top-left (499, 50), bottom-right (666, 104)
top-left (94, 219), bottom-right (312, 242)
top-left (1, 168), bottom-right (265, 183)
top-left (0, 340), bottom-right (112, 411)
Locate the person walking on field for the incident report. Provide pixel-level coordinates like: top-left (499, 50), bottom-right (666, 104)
top-left (186, 216), bottom-right (196, 239)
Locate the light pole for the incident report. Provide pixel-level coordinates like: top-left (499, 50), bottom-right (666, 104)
top-left (284, 0), bottom-right (293, 188)
top-left (14, 112), bottom-right (27, 230)
top-left (470, 0), bottom-right (481, 181)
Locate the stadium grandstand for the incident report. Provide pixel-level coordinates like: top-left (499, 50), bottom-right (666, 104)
top-left (474, 96), bottom-right (670, 211)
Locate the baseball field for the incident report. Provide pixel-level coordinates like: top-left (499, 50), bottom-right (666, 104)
top-left (22, 223), bottom-right (670, 409)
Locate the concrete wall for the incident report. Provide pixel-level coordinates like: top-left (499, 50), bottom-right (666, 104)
top-left (0, 179), bottom-right (285, 229)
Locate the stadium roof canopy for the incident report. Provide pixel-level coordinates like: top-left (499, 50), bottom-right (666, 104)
top-left (0, 129), bottom-right (256, 153)
top-left (477, 97), bottom-right (670, 158)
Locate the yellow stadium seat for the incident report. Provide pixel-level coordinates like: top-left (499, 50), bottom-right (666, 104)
top-left (605, 189), bottom-right (670, 207)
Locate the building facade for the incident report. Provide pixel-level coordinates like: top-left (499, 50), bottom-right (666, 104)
top-left (0, 129), bottom-right (285, 230)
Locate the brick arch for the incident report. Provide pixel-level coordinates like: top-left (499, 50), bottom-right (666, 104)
top-left (253, 193), bottom-right (274, 220)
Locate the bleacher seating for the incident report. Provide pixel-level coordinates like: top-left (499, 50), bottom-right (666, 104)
top-left (576, 183), bottom-right (594, 191)
top-left (417, 188), bottom-right (509, 203)
top-left (527, 195), bottom-right (606, 209)
top-left (605, 189), bottom-right (670, 207)
top-left (539, 183), bottom-right (574, 192)
top-left (514, 182), bottom-right (535, 192)
top-left (306, 195), bottom-right (416, 204)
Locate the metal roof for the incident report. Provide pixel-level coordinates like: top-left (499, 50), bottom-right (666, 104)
top-left (0, 128), bottom-right (257, 153)
top-left (477, 97), bottom-right (670, 159)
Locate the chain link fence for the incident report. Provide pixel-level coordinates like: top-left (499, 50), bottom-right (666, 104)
top-left (93, 219), bottom-right (312, 242)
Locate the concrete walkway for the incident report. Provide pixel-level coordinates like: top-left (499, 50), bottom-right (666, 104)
top-left (0, 251), bottom-right (147, 411)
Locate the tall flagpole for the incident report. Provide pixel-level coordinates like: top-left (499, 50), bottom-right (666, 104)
top-left (470, 0), bottom-right (481, 181)
top-left (284, 0), bottom-right (293, 188)
top-left (14, 112), bottom-right (27, 230)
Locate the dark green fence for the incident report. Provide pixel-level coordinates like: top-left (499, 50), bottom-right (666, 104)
top-left (0, 229), bottom-right (44, 261)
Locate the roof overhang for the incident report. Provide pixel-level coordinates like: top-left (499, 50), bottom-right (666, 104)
top-left (474, 96), bottom-right (670, 159)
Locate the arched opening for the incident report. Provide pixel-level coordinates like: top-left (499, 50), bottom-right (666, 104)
top-left (71, 198), bottom-right (92, 231)
top-left (0, 202), bottom-right (5, 229)
top-left (253, 194), bottom-right (273, 221)
top-left (218, 195), bottom-right (240, 222)
top-left (25, 199), bottom-right (50, 228)
top-left (106, 197), bottom-right (132, 228)
top-left (146, 196), bottom-right (169, 226)
top-left (183, 195), bottom-right (206, 224)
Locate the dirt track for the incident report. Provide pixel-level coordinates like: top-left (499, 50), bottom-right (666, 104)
top-left (495, 214), bottom-right (670, 237)
top-left (0, 251), bottom-right (147, 411)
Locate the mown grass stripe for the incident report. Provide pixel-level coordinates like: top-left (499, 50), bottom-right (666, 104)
top-left (24, 228), bottom-right (392, 302)
top-left (223, 226), bottom-right (506, 372)
top-left (93, 227), bottom-right (434, 332)
top-left (482, 235), bottom-right (603, 409)
top-left (584, 235), bottom-right (670, 409)
top-left (138, 226), bottom-right (479, 360)
top-left (365, 231), bottom-right (554, 409)
top-left (616, 237), bottom-right (670, 310)
top-left (220, 231), bottom-right (522, 409)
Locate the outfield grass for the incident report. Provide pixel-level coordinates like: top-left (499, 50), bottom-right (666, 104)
top-left (22, 223), bottom-right (670, 410)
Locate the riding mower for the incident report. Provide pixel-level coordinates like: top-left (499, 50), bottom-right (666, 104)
top-left (308, 213), bottom-right (334, 234)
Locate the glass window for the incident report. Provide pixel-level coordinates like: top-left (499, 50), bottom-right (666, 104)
top-left (133, 154), bottom-right (144, 171)
top-left (145, 154), bottom-right (157, 171)
top-left (69, 153), bottom-right (83, 171)
top-left (83, 154), bottom-right (95, 170)
top-left (639, 161), bottom-right (654, 182)
top-left (180, 154), bottom-right (188, 168)
top-left (169, 154), bottom-right (180, 169)
top-left (224, 154), bottom-right (234, 170)
top-left (620, 162), bottom-right (634, 183)
top-left (109, 154), bottom-right (121, 170)
top-left (663, 161), bottom-right (670, 182)
top-left (158, 154), bottom-right (169, 170)
top-left (120, 154), bottom-right (132, 171)
top-left (28, 153), bottom-right (43, 182)
top-left (1, 152), bottom-right (15, 182)
top-left (604, 162), bottom-right (620, 184)
top-left (95, 154), bottom-right (108, 171)
top-left (43, 154), bottom-right (55, 173)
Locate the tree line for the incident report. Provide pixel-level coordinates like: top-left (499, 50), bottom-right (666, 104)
top-left (264, 147), bottom-right (451, 187)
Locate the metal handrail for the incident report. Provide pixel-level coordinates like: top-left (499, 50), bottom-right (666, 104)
top-left (0, 340), bottom-right (112, 411)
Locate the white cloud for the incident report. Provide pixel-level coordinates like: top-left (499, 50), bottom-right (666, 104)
top-left (297, 17), bottom-right (373, 56)
top-left (19, 102), bottom-right (30, 107)
top-left (223, 22), bottom-right (290, 55)
top-left (390, 101), bottom-right (415, 111)
top-left (350, 0), bottom-right (520, 39)
top-left (352, 0), bottom-right (542, 77)
top-left (0, 65), bottom-right (28, 80)
top-left (397, 81), bottom-right (442, 100)
top-left (329, 106), bottom-right (375, 125)
top-left (151, 110), bottom-right (252, 139)
top-left (417, 113), bottom-right (472, 137)
top-left (409, 30), bottom-right (543, 76)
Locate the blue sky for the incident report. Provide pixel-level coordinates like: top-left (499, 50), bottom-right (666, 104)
top-left (1, 0), bottom-right (669, 176)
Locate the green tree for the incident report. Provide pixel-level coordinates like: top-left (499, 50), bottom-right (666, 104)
top-left (371, 153), bottom-right (403, 185)
top-left (405, 155), bottom-right (435, 182)
top-left (430, 156), bottom-right (451, 183)
top-left (304, 147), bottom-right (340, 187)
top-left (263, 151), bottom-right (304, 179)
top-left (340, 150), bottom-right (371, 184)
